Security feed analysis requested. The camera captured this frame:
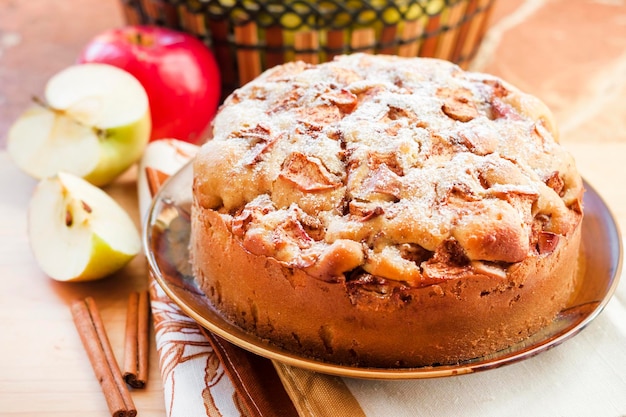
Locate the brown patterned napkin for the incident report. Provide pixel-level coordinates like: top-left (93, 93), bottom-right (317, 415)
top-left (138, 139), bottom-right (297, 417)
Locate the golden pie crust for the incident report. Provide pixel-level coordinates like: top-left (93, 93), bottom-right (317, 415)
top-left (191, 54), bottom-right (584, 367)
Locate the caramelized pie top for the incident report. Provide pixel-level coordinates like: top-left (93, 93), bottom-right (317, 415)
top-left (193, 53), bottom-right (583, 287)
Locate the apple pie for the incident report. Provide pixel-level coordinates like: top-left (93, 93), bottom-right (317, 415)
top-left (190, 53), bottom-right (584, 367)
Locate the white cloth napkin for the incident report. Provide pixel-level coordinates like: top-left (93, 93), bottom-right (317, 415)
top-left (149, 279), bottom-right (244, 416)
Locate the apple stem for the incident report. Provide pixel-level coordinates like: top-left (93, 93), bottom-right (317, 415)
top-left (94, 127), bottom-right (108, 140)
top-left (32, 95), bottom-right (51, 110)
top-left (128, 30), bottom-right (153, 47)
top-left (81, 200), bottom-right (93, 213)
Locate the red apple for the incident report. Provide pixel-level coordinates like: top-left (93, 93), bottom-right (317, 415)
top-left (78, 25), bottom-right (221, 144)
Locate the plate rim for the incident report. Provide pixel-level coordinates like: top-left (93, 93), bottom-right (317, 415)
top-left (144, 165), bottom-right (623, 380)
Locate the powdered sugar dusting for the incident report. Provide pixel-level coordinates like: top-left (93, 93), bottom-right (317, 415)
top-left (194, 53), bottom-right (583, 281)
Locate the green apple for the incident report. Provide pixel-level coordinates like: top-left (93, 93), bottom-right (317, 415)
top-left (8, 63), bottom-right (150, 187)
top-left (137, 139), bottom-right (199, 216)
top-left (28, 172), bottom-right (141, 282)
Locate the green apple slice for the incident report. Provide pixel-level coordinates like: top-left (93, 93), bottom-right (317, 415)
top-left (137, 139), bottom-right (199, 216)
top-left (8, 63), bottom-right (150, 186)
top-left (28, 172), bottom-right (141, 282)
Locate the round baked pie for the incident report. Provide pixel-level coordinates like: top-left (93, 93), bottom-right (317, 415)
top-left (190, 53), bottom-right (584, 368)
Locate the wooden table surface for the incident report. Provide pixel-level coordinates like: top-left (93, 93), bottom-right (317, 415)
top-left (1, 1), bottom-right (625, 416)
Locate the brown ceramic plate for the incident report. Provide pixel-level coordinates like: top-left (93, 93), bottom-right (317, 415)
top-left (144, 163), bottom-right (623, 379)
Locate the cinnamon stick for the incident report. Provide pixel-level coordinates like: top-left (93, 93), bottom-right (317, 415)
top-left (145, 167), bottom-right (170, 199)
top-left (123, 291), bottom-right (151, 388)
top-left (71, 297), bottom-right (137, 417)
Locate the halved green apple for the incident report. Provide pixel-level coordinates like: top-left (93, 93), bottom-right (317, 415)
top-left (28, 172), bottom-right (141, 282)
top-left (8, 63), bottom-right (150, 186)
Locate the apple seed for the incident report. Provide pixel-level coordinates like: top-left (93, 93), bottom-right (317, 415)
top-left (31, 95), bottom-right (49, 109)
top-left (81, 200), bottom-right (93, 213)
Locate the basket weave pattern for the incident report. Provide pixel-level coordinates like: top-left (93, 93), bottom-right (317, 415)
top-left (120, 0), bottom-right (496, 96)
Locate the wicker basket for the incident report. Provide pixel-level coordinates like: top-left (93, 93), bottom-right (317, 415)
top-left (120, 0), bottom-right (496, 97)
